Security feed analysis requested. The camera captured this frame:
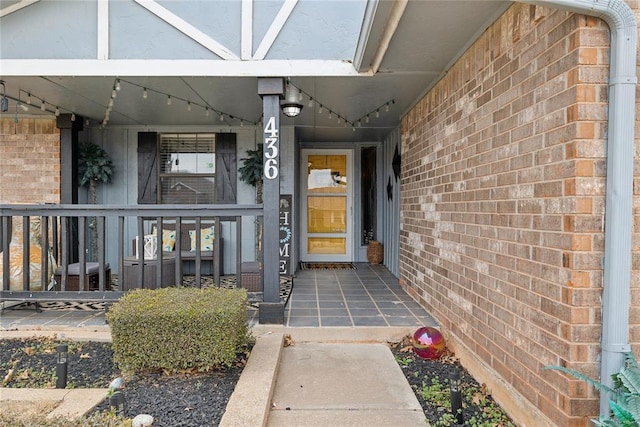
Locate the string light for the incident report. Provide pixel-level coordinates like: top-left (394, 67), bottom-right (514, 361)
top-left (187, 101), bottom-right (192, 111)
top-left (167, 95), bottom-right (172, 105)
top-left (142, 88), bottom-right (148, 99)
top-left (219, 113), bottom-right (224, 121)
top-left (41, 100), bottom-right (46, 111)
top-left (26, 93), bottom-right (31, 105)
top-left (286, 80), bottom-right (394, 128)
top-left (115, 79), bottom-right (121, 91)
top-left (205, 107), bottom-right (210, 116)
top-left (55, 107), bottom-right (60, 117)
top-left (111, 87), bottom-right (117, 98)
top-left (71, 112), bottom-right (76, 121)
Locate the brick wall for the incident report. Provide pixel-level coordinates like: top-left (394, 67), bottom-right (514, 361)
top-left (0, 118), bottom-right (60, 204)
top-left (399, 4), bottom-right (628, 426)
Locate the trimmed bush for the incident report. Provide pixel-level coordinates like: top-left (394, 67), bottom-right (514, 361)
top-left (107, 287), bottom-right (249, 373)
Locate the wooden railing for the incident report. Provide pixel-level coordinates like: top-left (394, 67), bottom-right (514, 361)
top-left (0, 204), bottom-right (262, 303)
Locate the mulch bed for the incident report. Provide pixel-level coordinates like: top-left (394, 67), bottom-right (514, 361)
top-left (0, 336), bottom-right (244, 426)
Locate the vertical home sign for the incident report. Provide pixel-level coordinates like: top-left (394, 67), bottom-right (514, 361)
top-left (279, 194), bottom-right (292, 275)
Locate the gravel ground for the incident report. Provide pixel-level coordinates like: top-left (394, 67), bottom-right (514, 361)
top-left (389, 336), bottom-right (516, 426)
top-left (3, 336), bottom-right (515, 426)
top-left (0, 337), bottom-right (244, 426)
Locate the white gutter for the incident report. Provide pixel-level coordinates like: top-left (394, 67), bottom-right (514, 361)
top-left (519, 0), bottom-right (637, 417)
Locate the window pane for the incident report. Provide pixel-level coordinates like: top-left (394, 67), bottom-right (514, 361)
top-left (159, 133), bottom-right (216, 204)
top-left (307, 237), bottom-right (346, 254)
top-left (160, 176), bottom-right (214, 204)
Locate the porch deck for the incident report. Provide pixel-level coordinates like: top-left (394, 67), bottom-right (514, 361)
top-left (0, 264), bottom-right (437, 330)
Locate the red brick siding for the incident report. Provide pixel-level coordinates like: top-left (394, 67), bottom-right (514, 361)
top-left (0, 118), bottom-right (60, 204)
top-left (399, 4), bottom-right (625, 426)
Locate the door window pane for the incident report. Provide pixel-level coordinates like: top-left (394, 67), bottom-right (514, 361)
top-left (308, 238), bottom-right (346, 254)
top-left (308, 196), bottom-right (346, 233)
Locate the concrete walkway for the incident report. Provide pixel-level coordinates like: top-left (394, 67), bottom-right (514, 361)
top-left (221, 326), bottom-right (428, 427)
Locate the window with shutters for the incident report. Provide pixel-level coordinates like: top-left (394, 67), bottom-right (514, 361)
top-left (159, 133), bottom-right (216, 204)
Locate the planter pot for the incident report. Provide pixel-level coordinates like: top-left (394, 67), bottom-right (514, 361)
top-left (367, 240), bottom-right (383, 264)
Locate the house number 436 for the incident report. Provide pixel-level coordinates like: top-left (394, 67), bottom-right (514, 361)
top-left (264, 116), bottom-right (279, 180)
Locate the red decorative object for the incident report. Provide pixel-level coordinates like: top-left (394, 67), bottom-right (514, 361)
top-left (412, 327), bottom-right (445, 359)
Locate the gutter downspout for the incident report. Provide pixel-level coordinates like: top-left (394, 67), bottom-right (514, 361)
top-left (520, 0), bottom-right (637, 417)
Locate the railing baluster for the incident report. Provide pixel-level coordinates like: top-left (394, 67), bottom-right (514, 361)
top-left (2, 216), bottom-right (10, 291)
top-left (98, 216), bottom-right (106, 291)
top-left (22, 216), bottom-right (30, 291)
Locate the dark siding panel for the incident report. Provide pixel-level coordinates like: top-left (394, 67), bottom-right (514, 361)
top-left (138, 132), bottom-right (158, 204)
top-left (216, 133), bottom-right (237, 204)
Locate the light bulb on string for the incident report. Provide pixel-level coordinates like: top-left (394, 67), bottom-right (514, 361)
top-left (71, 112), bottom-right (76, 121)
top-left (167, 95), bottom-right (172, 105)
top-left (142, 88), bottom-right (148, 99)
top-left (366, 115), bottom-right (370, 123)
top-left (385, 103), bottom-right (389, 112)
top-left (115, 79), bottom-right (121, 91)
top-left (41, 100), bottom-right (46, 111)
top-left (27, 93), bottom-right (31, 105)
top-left (376, 110), bottom-right (380, 118)
top-left (328, 112), bottom-right (332, 120)
top-left (308, 97), bottom-right (314, 108)
top-left (240, 119), bottom-right (244, 127)
top-left (108, 98), bottom-right (114, 108)
top-left (55, 107), bottom-right (60, 117)
top-left (187, 102), bottom-right (192, 112)
top-left (219, 113), bottom-right (224, 121)
top-left (205, 107), bottom-right (210, 117)
top-left (318, 105), bottom-right (323, 114)
top-left (111, 88), bottom-right (117, 98)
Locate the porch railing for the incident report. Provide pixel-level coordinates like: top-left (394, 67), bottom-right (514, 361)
top-left (0, 204), bottom-right (262, 303)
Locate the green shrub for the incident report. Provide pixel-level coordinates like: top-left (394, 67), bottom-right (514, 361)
top-left (546, 353), bottom-right (640, 426)
top-left (106, 287), bottom-right (249, 373)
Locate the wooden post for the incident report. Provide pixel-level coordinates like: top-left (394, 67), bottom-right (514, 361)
top-left (57, 114), bottom-right (83, 263)
top-left (257, 78), bottom-right (284, 324)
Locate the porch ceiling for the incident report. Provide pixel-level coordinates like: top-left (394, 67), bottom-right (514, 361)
top-left (0, 0), bottom-right (509, 143)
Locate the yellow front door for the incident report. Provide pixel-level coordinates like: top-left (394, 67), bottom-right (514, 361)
top-left (301, 149), bottom-right (352, 262)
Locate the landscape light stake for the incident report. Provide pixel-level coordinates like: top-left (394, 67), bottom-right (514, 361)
top-left (56, 343), bottom-right (68, 389)
top-left (109, 391), bottom-right (126, 416)
top-left (450, 367), bottom-right (464, 425)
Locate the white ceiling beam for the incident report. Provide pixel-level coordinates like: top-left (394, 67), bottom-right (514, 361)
top-left (241, 0), bottom-right (253, 60)
top-left (0, 59), bottom-right (367, 77)
top-left (368, 0), bottom-right (408, 74)
top-left (134, 0), bottom-right (239, 60)
top-left (97, 0), bottom-right (109, 60)
top-left (253, 0), bottom-right (298, 60)
top-left (0, 0), bottom-right (39, 18)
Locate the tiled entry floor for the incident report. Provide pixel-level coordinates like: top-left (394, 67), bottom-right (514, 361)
top-left (285, 263), bottom-right (437, 328)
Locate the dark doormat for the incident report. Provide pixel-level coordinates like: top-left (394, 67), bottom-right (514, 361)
top-left (5, 275), bottom-right (294, 311)
top-left (299, 262), bottom-right (356, 270)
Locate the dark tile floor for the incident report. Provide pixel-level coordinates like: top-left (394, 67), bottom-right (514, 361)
top-left (284, 263), bottom-right (437, 328)
top-left (1, 264), bottom-right (437, 330)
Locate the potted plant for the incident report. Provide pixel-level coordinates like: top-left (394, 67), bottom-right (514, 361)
top-left (78, 142), bottom-right (114, 261)
top-left (239, 144), bottom-right (264, 259)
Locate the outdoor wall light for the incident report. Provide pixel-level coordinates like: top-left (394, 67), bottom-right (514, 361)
top-left (56, 343), bottom-right (68, 389)
top-left (281, 80), bottom-right (303, 118)
top-left (0, 81), bottom-right (8, 113)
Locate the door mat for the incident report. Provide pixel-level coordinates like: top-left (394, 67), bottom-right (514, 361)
top-left (300, 262), bottom-right (356, 270)
top-left (4, 275), bottom-right (294, 311)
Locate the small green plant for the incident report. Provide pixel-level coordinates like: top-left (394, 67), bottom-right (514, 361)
top-left (395, 354), bottom-right (413, 367)
top-left (546, 352), bottom-right (640, 426)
